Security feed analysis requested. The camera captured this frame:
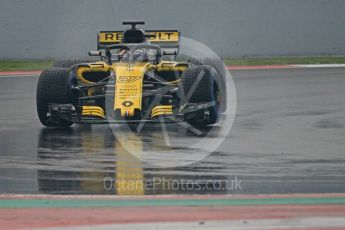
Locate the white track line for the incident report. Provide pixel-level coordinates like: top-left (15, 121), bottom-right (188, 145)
top-left (0, 74), bottom-right (39, 78)
top-left (37, 217), bottom-right (345, 230)
top-left (292, 64), bottom-right (345, 68)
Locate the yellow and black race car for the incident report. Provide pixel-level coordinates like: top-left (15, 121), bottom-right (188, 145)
top-left (36, 21), bottom-right (227, 128)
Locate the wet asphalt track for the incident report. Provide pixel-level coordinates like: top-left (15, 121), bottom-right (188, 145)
top-left (0, 68), bottom-right (345, 195)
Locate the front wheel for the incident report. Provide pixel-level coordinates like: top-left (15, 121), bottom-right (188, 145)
top-left (180, 66), bottom-right (220, 126)
top-left (36, 68), bottom-right (76, 127)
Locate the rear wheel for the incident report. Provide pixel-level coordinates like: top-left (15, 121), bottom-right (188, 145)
top-left (180, 66), bottom-right (220, 126)
top-left (36, 68), bottom-right (76, 127)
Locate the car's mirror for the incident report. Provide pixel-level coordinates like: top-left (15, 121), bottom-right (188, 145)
top-left (88, 51), bottom-right (102, 56)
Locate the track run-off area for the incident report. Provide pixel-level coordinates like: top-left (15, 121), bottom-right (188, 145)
top-left (0, 65), bottom-right (345, 229)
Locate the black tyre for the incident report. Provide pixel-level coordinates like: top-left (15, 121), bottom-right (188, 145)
top-left (180, 66), bottom-right (220, 126)
top-left (36, 68), bottom-right (76, 127)
top-left (53, 59), bottom-right (93, 68)
top-left (187, 58), bottom-right (227, 113)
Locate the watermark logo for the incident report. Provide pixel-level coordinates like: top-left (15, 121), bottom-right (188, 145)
top-left (105, 36), bottom-right (237, 167)
top-left (104, 176), bottom-right (243, 193)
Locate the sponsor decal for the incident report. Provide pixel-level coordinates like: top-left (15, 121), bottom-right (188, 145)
top-left (122, 101), bottom-right (134, 107)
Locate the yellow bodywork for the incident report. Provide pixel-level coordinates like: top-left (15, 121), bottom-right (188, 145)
top-left (113, 62), bottom-right (149, 117)
top-left (76, 62), bottom-right (112, 85)
top-left (75, 61), bottom-right (188, 118)
top-left (151, 105), bottom-right (173, 118)
top-left (82, 106), bottom-right (105, 118)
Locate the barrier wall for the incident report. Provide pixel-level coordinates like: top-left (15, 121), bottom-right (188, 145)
top-left (1, 0), bottom-right (345, 59)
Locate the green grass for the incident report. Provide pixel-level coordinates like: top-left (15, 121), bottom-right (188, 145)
top-left (224, 56), bottom-right (345, 66)
top-left (1, 196), bottom-right (345, 208)
top-left (1, 56), bottom-right (345, 71)
top-left (0, 60), bottom-right (53, 71)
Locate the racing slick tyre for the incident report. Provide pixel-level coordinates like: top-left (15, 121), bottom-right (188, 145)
top-left (187, 58), bottom-right (227, 113)
top-left (53, 59), bottom-right (93, 68)
top-left (36, 68), bottom-right (76, 127)
top-left (180, 66), bottom-right (220, 127)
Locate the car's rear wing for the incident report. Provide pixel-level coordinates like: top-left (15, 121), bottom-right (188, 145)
top-left (97, 30), bottom-right (180, 53)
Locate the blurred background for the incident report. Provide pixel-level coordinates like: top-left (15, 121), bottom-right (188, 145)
top-left (1, 0), bottom-right (345, 59)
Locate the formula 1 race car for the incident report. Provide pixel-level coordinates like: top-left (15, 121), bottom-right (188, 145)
top-left (36, 21), bottom-right (227, 128)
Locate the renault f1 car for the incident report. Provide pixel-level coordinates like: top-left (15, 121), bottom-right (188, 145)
top-left (36, 21), bottom-right (227, 128)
